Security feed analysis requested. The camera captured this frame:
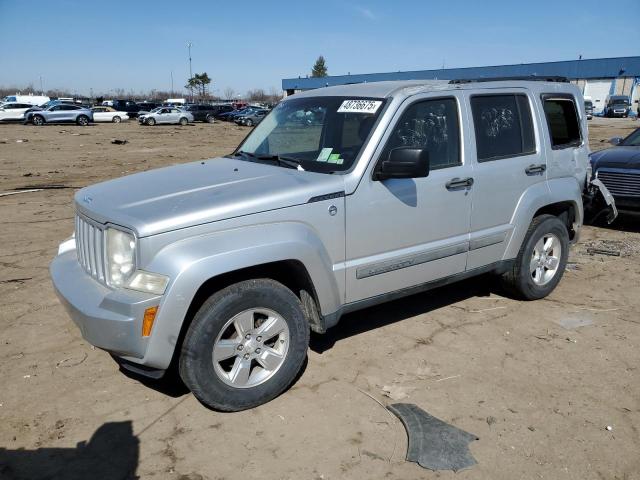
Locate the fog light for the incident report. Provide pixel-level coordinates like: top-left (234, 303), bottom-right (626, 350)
top-left (142, 306), bottom-right (158, 337)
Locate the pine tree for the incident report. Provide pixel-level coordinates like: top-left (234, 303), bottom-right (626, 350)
top-left (311, 56), bottom-right (328, 77)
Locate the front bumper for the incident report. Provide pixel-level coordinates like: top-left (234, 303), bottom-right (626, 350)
top-left (50, 250), bottom-right (162, 360)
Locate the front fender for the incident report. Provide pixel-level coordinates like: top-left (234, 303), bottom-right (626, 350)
top-left (138, 222), bottom-right (342, 370)
top-left (503, 177), bottom-right (583, 260)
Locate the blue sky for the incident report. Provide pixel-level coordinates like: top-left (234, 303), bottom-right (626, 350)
top-left (0, 0), bottom-right (638, 97)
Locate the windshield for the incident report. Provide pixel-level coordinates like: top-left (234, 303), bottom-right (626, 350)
top-left (236, 96), bottom-right (385, 173)
top-left (621, 129), bottom-right (640, 146)
top-left (610, 98), bottom-right (630, 106)
top-left (150, 107), bottom-right (163, 113)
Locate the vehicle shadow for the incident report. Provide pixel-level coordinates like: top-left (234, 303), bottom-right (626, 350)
top-left (598, 212), bottom-right (640, 234)
top-left (310, 274), bottom-right (500, 353)
top-left (0, 421), bottom-right (139, 480)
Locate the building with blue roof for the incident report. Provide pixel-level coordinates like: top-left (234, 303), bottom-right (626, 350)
top-left (282, 56), bottom-right (640, 115)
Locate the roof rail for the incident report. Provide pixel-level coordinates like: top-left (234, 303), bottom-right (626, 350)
top-left (449, 76), bottom-right (570, 84)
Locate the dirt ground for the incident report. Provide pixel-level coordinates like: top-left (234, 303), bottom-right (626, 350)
top-left (0, 117), bottom-right (639, 480)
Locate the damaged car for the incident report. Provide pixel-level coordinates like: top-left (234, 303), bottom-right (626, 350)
top-left (588, 128), bottom-right (640, 213)
top-left (51, 78), bottom-right (615, 411)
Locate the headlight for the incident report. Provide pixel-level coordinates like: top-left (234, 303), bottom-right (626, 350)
top-left (106, 228), bottom-right (136, 287)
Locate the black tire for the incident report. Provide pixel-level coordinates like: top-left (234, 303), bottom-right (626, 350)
top-left (179, 279), bottom-right (309, 411)
top-left (179, 117), bottom-right (188, 126)
top-left (32, 115), bottom-right (45, 126)
top-left (500, 215), bottom-right (569, 300)
top-left (76, 115), bottom-right (89, 126)
top-left (245, 119), bottom-right (254, 127)
top-left (206, 114), bottom-right (215, 123)
top-left (112, 115), bottom-right (121, 123)
top-left (146, 117), bottom-right (156, 126)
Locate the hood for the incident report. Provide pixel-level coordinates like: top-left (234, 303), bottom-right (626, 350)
top-left (591, 146), bottom-right (640, 170)
top-left (75, 157), bottom-right (345, 237)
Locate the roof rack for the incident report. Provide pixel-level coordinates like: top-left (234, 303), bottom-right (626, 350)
top-left (449, 76), bottom-right (570, 84)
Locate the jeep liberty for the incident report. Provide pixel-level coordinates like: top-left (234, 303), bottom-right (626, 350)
top-left (51, 78), bottom-right (615, 411)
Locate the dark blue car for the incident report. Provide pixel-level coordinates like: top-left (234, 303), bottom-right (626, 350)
top-left (590, 128), bottom-right (640, 211)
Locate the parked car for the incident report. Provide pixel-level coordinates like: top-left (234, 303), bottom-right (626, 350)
top-left (91, 106), bottom-right (129, 123)
top-left (213, 104), bottom-right (234, 119)
top-left (219, 107), bottom-right (258, 122)
top-left (51, 78), bottom-right (616, 411)
top-left (584, 96), bottom-right (593, 120)
top-left (182, 104), bottom-right (235, 123)
top-left (112, 100), bottom-right (142, 118)
top-left (138, 107), bottom-right (194, 126)
top-left (0, 102), bottom-right (36, 122)
top-left (1, 94), bottom-right (50, 106)
top-left (589, 127), bottom-right (640, 211)
top-left (25, 104), bottom-right (93, 126)
top-left (604, 95), bottom-right (631, 118)
top-left (137, 102), bottom-right (162, 116)
top-left (235, 108), bottom-right (269, 126)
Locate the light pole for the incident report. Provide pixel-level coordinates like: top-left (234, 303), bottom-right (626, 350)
top-left (187, 42), bottom-right (193, 101)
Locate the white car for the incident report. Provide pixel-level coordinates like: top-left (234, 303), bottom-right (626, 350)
top-left (138, 107), bottom-right (194, 126)
top-left (91, 106), bottom-right (129, 123)
top-left (0, 102), bottom-right (35, 122)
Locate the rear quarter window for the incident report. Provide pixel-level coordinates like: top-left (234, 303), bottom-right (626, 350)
top-left (542, 96), bottom-right (581, 149)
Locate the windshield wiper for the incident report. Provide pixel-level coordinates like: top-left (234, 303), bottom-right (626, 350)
top-left (236, 151), bottom-right (305, 171)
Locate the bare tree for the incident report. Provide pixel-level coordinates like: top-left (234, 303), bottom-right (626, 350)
top-left (223, 87), bottom-right (236, 101)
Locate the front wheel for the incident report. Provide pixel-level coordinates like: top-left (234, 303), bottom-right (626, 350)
top-left (206, 114), bottom-right (215, 123)
top-left (146, 117), bottom-right (156, 126)
top-left (32, 115), bottom-right (45, 126)
top-left (179, 279), bottom-right (309, 411)
top-left (245, 119), bottom-right (253, 127)
top-left (500, 215), bottom-right (569, 300)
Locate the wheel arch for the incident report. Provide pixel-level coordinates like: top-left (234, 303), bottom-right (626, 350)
top-left (503, 177), bottom-right (583, 260)
top-left (139, 223), bottom-right (342, 370)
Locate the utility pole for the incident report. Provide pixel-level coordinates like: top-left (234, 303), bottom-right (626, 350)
top-left (171, 71), bottom-right (174, 97)
top-left (187, 42), bottom-right (193, 101)
top-left (39, 75), bottom-right (43, 94)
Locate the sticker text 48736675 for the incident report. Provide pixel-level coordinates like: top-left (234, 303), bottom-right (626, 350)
top-left (337, 100), bottom-right (382, 114)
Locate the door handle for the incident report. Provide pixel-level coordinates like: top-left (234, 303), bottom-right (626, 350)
top-left (445, 177), bottom-right (474, 190)
top-left (525, 164), bottom-right (546, 175)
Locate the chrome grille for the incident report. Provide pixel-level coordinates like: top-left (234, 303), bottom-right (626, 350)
top-left (75, 214), bottom-right (106, 283)
top-left (596, 169), bottom-right (640, 197)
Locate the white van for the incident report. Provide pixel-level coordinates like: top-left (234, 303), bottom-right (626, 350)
top-left (1, 94), bottom-right (50, 106)
top-left (165, 98), bottom-right (186, 105)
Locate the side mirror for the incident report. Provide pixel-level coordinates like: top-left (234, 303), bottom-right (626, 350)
top-left (374, 147), bottom-right (430, 181)
top-left (609, 137), bottom-right (623, 146)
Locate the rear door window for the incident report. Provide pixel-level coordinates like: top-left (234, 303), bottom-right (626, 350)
top-left (542, 96), bottom-right (581, 149)
top-left (470, 94), bottom-right (536, 161)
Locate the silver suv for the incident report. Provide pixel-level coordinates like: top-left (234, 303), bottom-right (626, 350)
top-left (51, 79), bottom-right (613, 411)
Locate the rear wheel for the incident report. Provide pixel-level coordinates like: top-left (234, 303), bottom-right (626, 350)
top-left (146, 117), bottom-right (156, 126)
top-left (32, 115), bottom-right (45, 126)
top-left (179, 279), bottom-right (309, 411)
top-left (112, 116), bottom-right (121, 123)
top-left (179, 117), bottom-right (188, 126)
top-left (500, 215), bottom-right (569, 300)
top-left (245, 119), bottom-right (254, 127)
top-left (206, 114), bottom-right (215, 123)
top-left (76, 115), bottom-right (89, 126)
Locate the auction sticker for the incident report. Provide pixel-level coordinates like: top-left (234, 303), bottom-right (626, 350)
top-left (337, 99), bottom-right (382, 114)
